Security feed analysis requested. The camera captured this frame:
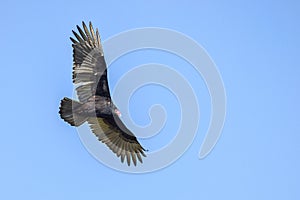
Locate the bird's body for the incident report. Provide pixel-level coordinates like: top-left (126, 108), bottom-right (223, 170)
top-left (59, 22), bottom-right (146, 166)
top-left (77, 95), bottom-right (116, 117)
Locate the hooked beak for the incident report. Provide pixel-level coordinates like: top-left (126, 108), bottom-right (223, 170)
top-left (114, 109), bottom-right (122, 117)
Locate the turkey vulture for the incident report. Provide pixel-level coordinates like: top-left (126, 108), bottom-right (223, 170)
top-left (59, 21), bottom-right (146, 166)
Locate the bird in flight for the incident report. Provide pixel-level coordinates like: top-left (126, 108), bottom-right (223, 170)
top-left (59, 21), bottom-right (146, 166)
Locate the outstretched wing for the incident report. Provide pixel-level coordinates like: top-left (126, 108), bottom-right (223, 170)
top-left (88, 116), bottom-right (146, 166)
top-left (71, 22), bottom-right (146, 166)
top-left (71, 21), bottom-right (110, 102)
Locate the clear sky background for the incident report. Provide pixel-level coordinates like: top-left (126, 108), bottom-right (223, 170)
top-left (1, 0), bottom-right (300, 199)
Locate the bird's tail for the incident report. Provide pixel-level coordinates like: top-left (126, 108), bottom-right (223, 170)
top-left (59, 97), bottom-right (88, 127)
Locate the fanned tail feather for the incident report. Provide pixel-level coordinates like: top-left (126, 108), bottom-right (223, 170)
top-left (59, 97), bottom-right (88, 126)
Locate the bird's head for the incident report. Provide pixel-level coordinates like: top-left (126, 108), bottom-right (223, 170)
top-left (111, 103), bottom-right (122, 117)
top-left (114, 108), bottom-right (122, 117)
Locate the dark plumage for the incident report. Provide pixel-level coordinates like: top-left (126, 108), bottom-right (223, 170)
top-left (59, 22), bottom-right (146, 166)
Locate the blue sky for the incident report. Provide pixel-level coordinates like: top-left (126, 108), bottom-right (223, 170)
top-left (1, 0), bottom-right (300, 199)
